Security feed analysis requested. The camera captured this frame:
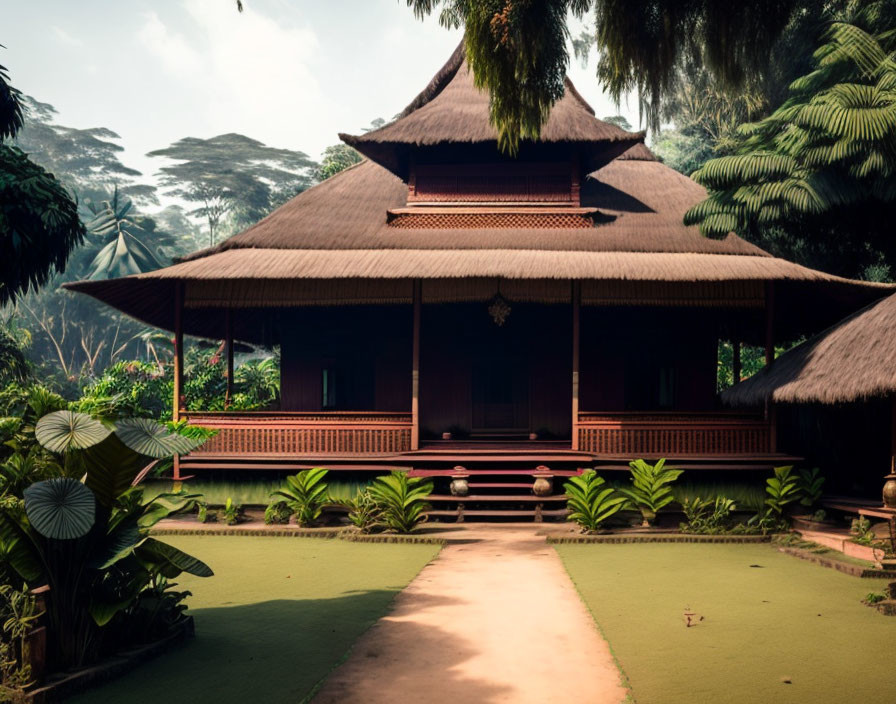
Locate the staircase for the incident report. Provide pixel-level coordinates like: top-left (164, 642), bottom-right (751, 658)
top-left (410, 458), bottom-right (581, 522)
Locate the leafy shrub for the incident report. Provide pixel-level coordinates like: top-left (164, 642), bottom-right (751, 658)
top-left (221, 497), bottom-right (243, 525)
top-left (272, 468), bottom-right (329, 526)
top-left (264, 500), bottom-right (291, 525)
top-left (342, 489), bottom-right (381, 533)
top-left (680, 496), bottom-right (737, 534)
top-left (0, 584), bottom-right (42, 695)
top-left (764, 466), bottom-right (800, 518)
top-left (197, 501), bottom-right (217, 523)
top-left (851, 516), bottom-right (874, 545)
top-left (798, 467), bottom-right (826, 510)
top-left (368, 471), bottom-right (433, 533)
top-left (618, 458), bottom-right (683, 526)
top-left (563, 470), bottom-right (627, 532)
top-left (864, 592), bottom-right (886, 605)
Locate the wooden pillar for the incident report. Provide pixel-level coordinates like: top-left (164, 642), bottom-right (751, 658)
top-left (764, 282), bottom-right (775, 367)
top-left (732, 341), bottom-right (741, 385)
top-left (224, 308), bottom-right (234, 408)
top-left (411, 280), bottom-right (421, 451)
top-left (172, 282), bottom-right (185, 480)
top-left (571, 282), bottom-right (581, 451)
top-left (173, 282), bottom-right (185, 421)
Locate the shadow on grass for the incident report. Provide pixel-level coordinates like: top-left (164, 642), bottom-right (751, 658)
top-left (69, 591), bottom-right (400, 703)
top-left (69, 588), bottom-right (509, 704)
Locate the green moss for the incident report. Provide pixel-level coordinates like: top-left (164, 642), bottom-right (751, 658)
top-left (69, 536), bottom-right (439, 703)
top-left (557, 543), bottom-right (896, 704)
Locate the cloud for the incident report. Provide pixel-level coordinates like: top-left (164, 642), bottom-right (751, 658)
top-left (137, 11), bottom-right (203, 76)
top-left (137, 0), bottom-right (327, 155)
top-left (51, 26), bottom-right (84, 48)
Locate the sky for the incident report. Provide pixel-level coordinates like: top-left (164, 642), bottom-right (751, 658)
top-left (4, 0), bottom-right (641, 212)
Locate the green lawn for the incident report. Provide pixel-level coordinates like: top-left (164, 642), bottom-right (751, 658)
top-left (71, 536), bottom-right (440, 704)
top-left (557, 543), bottom-right (895, 704)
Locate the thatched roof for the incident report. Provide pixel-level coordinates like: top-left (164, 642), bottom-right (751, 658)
top-left (63, 45), bottom-right (893, 345)
top-left (173, 157), bottom-right (765, 257)
top-left (340, 43), bottom-right (644, 178)
top-left (722, 292), bottom-right (896, 406)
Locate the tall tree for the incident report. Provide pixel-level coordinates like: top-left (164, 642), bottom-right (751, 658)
top-left (685, 0), bottom-right (896, 280)
top-left (406, 0), bottom-right (802, 150)
top-left (0, 64), bottom-right (84, 304)
top-left (147, 133), bottom-right (316, 246)
top-left (14, 96), bottom-right (157, 206)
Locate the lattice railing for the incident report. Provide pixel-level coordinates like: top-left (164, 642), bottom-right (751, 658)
top-left (576, 412), bottom-right (772, 456)
top-left (388, 212), bottom-right (594, 229)
top-left (183, 412), bottom-right (413, 456)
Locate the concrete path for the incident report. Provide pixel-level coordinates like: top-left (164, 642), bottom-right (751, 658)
top-left (312, 524), bottom-right (628, 704)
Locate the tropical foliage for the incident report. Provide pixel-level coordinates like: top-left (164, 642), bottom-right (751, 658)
top-left (563, 470), bottom-right (627, 532)
top-left (0, 86), bottom-right (84, 306)
top-left (686, 1), bottom-right (896, 278)
top-left (763, 465), bottom-right (801, 518)
top-left (408, 1), bottom-right (804, 146)
top-left (82, 187), bottom-right (164, 280)
top-left (272, 468), bottom-right (330, 527)
top-left (680, 496), bottom-right (737, 534)
top-left (0, 410), bottom-right (211, 668)
top-left (618, 458), bottom-right (683, 526)
top-left (798, 467), bottom-right (826, 509)
top-left (147, 133), bottom-right (316, 245)
top-left (367, 471), bottom-right (433, 534)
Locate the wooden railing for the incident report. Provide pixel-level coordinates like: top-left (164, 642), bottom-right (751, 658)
top-left (183, 411), bottom-right (413, 456)
top-left (576, 411), bottom-right (772, 456)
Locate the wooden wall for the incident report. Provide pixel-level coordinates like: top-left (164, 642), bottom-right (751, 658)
top-left (579, 307), bottom-right (719, 412)
top-left (419, 303), bottom-right (571, 438)
top-left (280, 306), bottom-right (411, 412)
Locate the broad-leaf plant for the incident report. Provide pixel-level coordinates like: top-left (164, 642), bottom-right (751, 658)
top-left (0, 410), bottom-right (212, 668)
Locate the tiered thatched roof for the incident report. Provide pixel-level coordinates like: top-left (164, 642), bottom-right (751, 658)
top-left (723, 292), bottom-right (896, 406)
top-left (64, 46), bottom-right (892, 345)
top-left (340, 43), bottom-right (643, 178)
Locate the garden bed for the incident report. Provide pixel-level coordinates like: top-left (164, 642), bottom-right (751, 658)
top-left (25, 617), bottom-right (194, 704)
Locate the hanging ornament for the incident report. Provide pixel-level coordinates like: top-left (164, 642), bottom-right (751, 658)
top-left (488, 291), bottom-right (511, 326)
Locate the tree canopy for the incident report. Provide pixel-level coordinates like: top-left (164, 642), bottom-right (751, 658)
top-left (0, 65), bottom-right (84, 304)
top-left (14, 96), bottom-right (157, 206)
top-left (685, 0), bottom-right (896, 280)
top-left (407, 0), bottom-right (803, 150)
top-left (147, 133), bottom-right (316, 246)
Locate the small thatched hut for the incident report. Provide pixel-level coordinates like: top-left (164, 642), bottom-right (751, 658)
top-left (723, 292), bottom-right (896, 500)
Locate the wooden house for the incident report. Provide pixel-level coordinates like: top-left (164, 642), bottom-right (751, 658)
top-left (67, 45), bottom-right (890, 518)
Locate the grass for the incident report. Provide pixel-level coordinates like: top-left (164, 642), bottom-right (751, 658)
top-left (144, 478), bottom-right (371, 506)
top-left (69, 535), bottom-right (440, 704)
top-left (557, 543), bottom-right (896, 704)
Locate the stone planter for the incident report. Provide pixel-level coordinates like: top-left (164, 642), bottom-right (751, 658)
top-left (449, 476), bottom-right (469, 497)
top-left (884, 474), bottom-right (896, 508)
top-left (532, 473), bottom-right (553, 497)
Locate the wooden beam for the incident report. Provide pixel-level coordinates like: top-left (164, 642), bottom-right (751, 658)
top-left (224, 308), bottom-right (234, 408)
top-left (173, 282), bottom-right (185, 481)
top-left (571, 281), bottom-right (581, 451)
top-left (732, 340), bottom-right (741, 385)
top-left (173, 282), bottom-right (184, 421)
top-left (411, 279), bottom-right (421, 451)
top-left (764, 282), bottom-right (775, 367)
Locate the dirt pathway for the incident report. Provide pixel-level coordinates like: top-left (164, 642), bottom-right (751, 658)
top-left (311, 525), bottom-right (628, 704)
